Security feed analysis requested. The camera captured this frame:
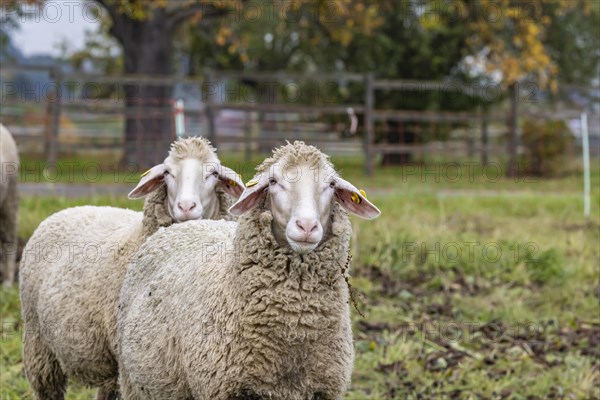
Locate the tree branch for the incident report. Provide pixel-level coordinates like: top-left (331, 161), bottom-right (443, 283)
top-left (92, 0), bottom-right (131, 46)
top-left (93, 0), bottom-right (119, 26)
top-left (166, 2), bottom-right (231, 31)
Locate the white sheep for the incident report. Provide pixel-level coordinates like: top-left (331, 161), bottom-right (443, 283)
top-left (19, 136), bottom-right (244, 400)
top-left (0, 123), bottom-right (19, 286)
top-left (117, 141), bottom-right (381, 400)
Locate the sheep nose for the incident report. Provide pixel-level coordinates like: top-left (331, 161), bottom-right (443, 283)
top-left (178, 201), bottom-right (197, 213)
top-left (296, 219), bottom-right (319, 235)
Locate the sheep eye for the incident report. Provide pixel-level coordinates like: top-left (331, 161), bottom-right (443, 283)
top-left (164, 171), bottom-right (175, 181)
top-left (212, 171), bottom-right (219, 178)
top-left (329, 181), bottom-right (336, 188)
top-left (269, 177), bottom-right (277, 186)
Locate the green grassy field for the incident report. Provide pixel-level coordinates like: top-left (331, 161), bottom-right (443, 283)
top-left (1, 158), bottom-right (599, 399)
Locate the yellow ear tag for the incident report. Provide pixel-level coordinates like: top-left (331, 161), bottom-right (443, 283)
top-left (140, 168), bottom-right (151, 177)
top-left (359, 189), bottom-right (367, 199)
top-left (246, 178), bottom-right (259, 187)
top-left (351, 192), bottom-right (361, 204)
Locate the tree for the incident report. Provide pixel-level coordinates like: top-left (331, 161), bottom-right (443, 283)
top-left (0, 0), bottom-right (34, 61)
top-left (1, 0), bottom-right (230, 166)
top-left (95, 0), bottom-right (386, 166)
top-left (5, 0), bottom-right (595, 165)
top-left (182, 0), bottom-right (593, 165)
top-left (542, 0), bottom-right (599, 85)
top-left (92, 0), bottom-right (233, 166)
top-left (182, 1), bottom-right (384, 150)
top-left (92, 0), bottom-right (385, 165)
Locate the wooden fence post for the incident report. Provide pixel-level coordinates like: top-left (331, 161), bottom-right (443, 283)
top-left (244, 111), bottom-right (252, 162)
top-left (480, 106), bottom-right (489, 165)
top-left (507, 84), bottom-right (518, 177)
top-left (467, 119), bottom-right (475, 159)
top-left (364, 72), bottom-right (375, 176)
top-left (45, 66), bottom-right (61, 165)
top-left (204, 71), bottom-right (217, 146)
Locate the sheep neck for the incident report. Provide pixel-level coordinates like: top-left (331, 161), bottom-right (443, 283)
top-left (142, 184), bottom-right (172, 240)
top-left (215, 187), bottom-right (234, 221)
top-left (142, 184), bottom-right (233, 239)
top-left (229, 203), bottom-right (352, 339)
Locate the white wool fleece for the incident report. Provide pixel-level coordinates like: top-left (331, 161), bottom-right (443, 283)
top-left (1, 124), bottom-right (19, 286)
top-left (117, 203), bottom-right (354, 400)
top-left (19, 138), bottom-right (239, 400)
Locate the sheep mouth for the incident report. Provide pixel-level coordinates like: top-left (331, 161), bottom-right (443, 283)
top-left (287, 238), bottom-right (320, 253)
top-left (176, 215), bottom-right (199, 222)
top-left (173, 210), bottom-right (205, 222)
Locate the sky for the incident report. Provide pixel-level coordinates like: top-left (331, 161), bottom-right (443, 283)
top-left (9, 0), bottom-right (101, 57)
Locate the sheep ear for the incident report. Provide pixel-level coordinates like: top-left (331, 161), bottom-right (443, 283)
top-left (128, 164), bottom-right (167, 199)
top-left (334, 177), bottom-right (381, 219)
top-left (228, 174), bottom-right (268, 215)
top-left (217, 164), bottom-right (245, 199)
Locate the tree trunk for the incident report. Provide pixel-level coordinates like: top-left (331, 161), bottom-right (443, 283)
top-left (96, 1), bottom-right (229, 169)
top-left (104, 5), bottom-right (175, 169)
top-left (123, 12), bottom-right (174, 168)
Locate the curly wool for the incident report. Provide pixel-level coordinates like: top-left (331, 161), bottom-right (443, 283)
top-left (256, 140), bottom-right (333, 173)
top-left (168, 136), bottom-right (216, 162)
top-left (141, 187), bottom-right (172, 239)
top-left (141, 184), bottom-right (232, 239)
top-left (118, 197), bottom-right (354, 400)
top-left (0, 124), bottom-right (19, 286)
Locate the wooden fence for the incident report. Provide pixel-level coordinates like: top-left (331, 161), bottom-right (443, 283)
top-left (1, 64), bottom-right (596, 174)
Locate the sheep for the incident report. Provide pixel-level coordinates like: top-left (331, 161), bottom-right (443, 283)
top-left (0, 123), bottom-right (19, 287)
top-left (117, 141), bottom-right (381, 400)
top-left (19, 136), bottom-right (244, 400)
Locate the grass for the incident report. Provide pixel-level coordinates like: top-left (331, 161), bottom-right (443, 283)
top-left (1, 195), bottom-right (142, 400)
top-left (346, 175), bottom-right (600, 399)
top-left (1, 158), bottom-right (599, 399)
top-left (18, 151), bottom-right (598, 193)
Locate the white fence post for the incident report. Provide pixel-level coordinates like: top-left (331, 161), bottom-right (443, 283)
top-left (581, 112), bottom-right (591, 218)
top-left (174, 99), bottom-right (185, 138)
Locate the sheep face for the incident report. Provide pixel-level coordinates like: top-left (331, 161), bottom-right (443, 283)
top-left (128, 139), bottom-right (244, 222)
top-left (230, 142), bottom-right (380, 253)
top-left (163, 156), bottom-right (243, 222)
top-left (268, 160), bottom-right (333, 253)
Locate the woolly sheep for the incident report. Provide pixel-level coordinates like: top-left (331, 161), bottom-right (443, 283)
top-left (117, 141), bottom-right (381, 400)
top-left (0, 123), bottom-right (19, 286)
top-left (19, 137), bottom-right (244, 400)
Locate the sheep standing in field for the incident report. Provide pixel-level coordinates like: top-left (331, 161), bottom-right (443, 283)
top-left (0, 123), bottom-right (19, 286)
top-left (19, 137), bottom-right (244, 400)
top-left (118, 141), bottom-right (381, 400)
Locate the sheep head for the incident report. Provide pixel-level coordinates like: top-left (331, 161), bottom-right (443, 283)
top-left (128, 137), bottom-right (244, 222)
top-left (229, 141), bottom-right (380, 253)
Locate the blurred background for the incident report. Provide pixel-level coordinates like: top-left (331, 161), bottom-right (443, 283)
top-left (1, 0), bottom-right (598, 169)
top-left (1, 1), bottom-right (599, 399)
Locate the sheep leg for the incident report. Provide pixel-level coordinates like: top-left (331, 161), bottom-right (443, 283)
top-left (23, 328), bottom-right (67, 400)
top-left (96, 386), bottom-right (119, 400)
top-left (118, 368), bottom-right (142, 400)
top-left (0, 192), bottom-right (18, 286)
top-left (312, 392), bottom-right (336, 400)
top-left (229, 389), bottom-right (263, 400)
